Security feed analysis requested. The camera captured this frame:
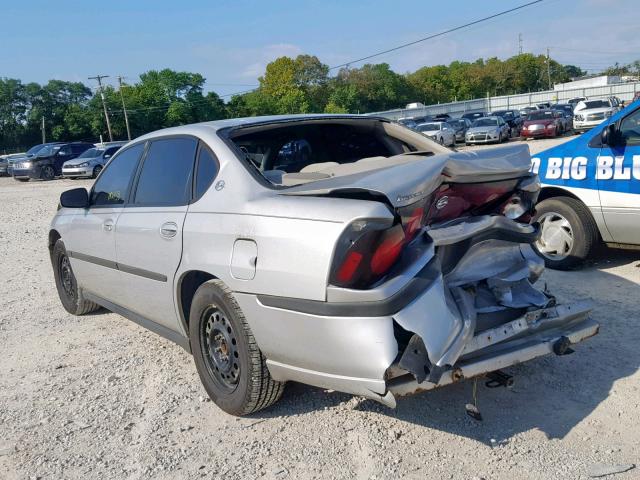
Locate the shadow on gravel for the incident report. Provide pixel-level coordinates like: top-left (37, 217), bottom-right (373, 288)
top-left (258, 248), bottom-right (640, 444)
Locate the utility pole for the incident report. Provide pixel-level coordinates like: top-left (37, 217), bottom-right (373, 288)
top-left (518, 33), bottom-right (523, 55)
top-left (89, 75), bottom-right (113, 141)
top-left (116, 76), bottom-right (132, 141)
top-left (546, 48), bottom-right (552, 90)
top-left (41, 116), bottom-right (46, 143)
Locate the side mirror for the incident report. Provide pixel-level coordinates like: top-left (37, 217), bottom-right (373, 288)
top-left (104, 154), bottom-right (111, 159)
top-left (601, 124), bottom-right (615, 146)
top-left (60, 188), bottom-right (89, 208)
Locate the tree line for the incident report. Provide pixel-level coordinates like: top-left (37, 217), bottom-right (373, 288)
top-left (0, 53), bottom-right (593, 152)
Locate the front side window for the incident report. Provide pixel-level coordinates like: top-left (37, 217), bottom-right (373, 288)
top-left (91, 143), bottom-right (144, 206)
top-left (133, 137), bottom-right (198, 206)
top-left (619, 108), bottom-right (640, 146)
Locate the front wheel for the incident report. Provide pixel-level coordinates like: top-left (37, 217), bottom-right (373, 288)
top-left (92, 165), bottom-right (103, 178)
top-left (532, 197), bottom-right (599, 270)
top-left (189, 280), bottom-right (285, 416)
top-left (41, 165), bottom-right (55, 181)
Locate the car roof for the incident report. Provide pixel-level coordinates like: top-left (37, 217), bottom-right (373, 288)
top-left (132, 114), bottom-right (389, 142)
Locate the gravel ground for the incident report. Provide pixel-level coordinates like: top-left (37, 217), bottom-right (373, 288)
top-left (1, 136), bottom-right (639, 480)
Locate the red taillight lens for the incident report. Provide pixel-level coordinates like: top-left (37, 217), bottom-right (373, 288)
top-left (370, 225), bottom-right (405, 275)
top-left (402, 207), bottom-right (425, 241)
top-left (331, 199), bottom-right (430, 289)
top-left (335, 251), bottom-right (363, 284)
top-left (331, 222), bottom-right (408, 289)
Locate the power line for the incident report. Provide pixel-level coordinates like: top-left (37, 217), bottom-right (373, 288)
top-left (328, 0), bottom-right (544, 70)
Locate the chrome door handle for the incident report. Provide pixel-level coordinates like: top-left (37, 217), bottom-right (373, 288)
top-left (160, 222), bottom-right (178, 238)
top-left (103, 220), bottom-right (114, 232)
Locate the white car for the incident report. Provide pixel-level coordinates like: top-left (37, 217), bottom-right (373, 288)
top-left (416, 121), bottom-right (456, 146)
top-left (573, 98), bottom-right (618, 132)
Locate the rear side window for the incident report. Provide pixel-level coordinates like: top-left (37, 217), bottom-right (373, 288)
top-left (195, 145), bottom-right (219, 199)
top-left (91, 143), bottom-right (144, 206)
top-left (133, 137), bottom-right (198, 206)
top-left (104, 146), bottom-right (120, 158)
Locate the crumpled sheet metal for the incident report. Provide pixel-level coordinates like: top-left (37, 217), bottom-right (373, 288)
top-left (279, 144), bottom-right (532, 207)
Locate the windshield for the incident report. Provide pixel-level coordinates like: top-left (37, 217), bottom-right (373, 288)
top-left (36, 145), bottom-right (62, 157)
top-left (452, 120), bottom-right (467, 128)
top-left (77, 148), bottom-right (104, 159)
top-left (417, 123), bottom-right (440, 132)
top-left (25, 144), bottom-right (45, 155)
top-left (583, 100), bottom-right (609, 109)
top-left (472, 118), bottom-right (497, 127)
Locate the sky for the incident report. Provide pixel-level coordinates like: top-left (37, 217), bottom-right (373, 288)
top-left (1, 0), bottom-right (638, 98)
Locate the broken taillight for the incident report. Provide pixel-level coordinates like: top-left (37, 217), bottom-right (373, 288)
top-left (331, 199), bottom-right (430, 289)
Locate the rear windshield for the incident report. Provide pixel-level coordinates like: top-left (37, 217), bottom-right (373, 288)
top-left (226, 119), bottom-right (439, 187)
top-left (527, 111), bottom-right (554, 120)
top-left (583, 100), bottom-right (609, 109)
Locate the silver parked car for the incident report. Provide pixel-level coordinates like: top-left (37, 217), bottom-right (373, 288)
top-left (49, 114), bottom-right (598, 416)
top-left (465, 116), bottom-right (510, 145)
top-left (415, 121), bottom-right (456, 146)
top-left (62, 142), bottom-right (126, 179)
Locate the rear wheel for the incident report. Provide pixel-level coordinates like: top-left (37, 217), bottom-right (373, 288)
top-left (41, 165), bottom-right (55, 181)
top-left (52, 239), bottom-right (100, 315)
top-left (189, 280), bottom-right (285, 416)
top-left (532, 197), bottom-right (599, 270)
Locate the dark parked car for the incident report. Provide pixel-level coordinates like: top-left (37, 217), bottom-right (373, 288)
top-left (12, 142), bottom-right (94, 181)
top-left (432, 113), bottom-right (452, 122)
top-left (551, 105), bottom-right (574, 133)
top-left (490, 110), bottom-right (523, 137)
top-left (6, 143), bottom-right (62, 176)
top-left (449, 118), bottom-right (472, 143)
top-left (461, 112), bottom-right (486, 122)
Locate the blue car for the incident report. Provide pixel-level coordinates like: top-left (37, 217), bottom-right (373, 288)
top-left (531, 99), bottom-right (640, 269)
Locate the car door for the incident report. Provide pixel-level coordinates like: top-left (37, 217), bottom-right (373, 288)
top-left (65, 143), bottom-right (145, 301)
top-left (114, 136), bottom-right (198, 331)
top-left (54, 146), bottom-right (74, 173)
top-left (597, 106), bottom-right (640, 245)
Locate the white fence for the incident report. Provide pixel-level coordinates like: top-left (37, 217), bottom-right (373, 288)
top-left (370, 81), bottom-right (640, 121)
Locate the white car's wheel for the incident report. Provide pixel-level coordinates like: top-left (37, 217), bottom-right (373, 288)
top-left (532, 197), bottom-right (599, 270)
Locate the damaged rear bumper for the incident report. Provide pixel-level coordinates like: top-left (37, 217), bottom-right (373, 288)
top-left (388, 302), bottom-right (598, 401)
top-left (233, 215), bottom-right (599, 407)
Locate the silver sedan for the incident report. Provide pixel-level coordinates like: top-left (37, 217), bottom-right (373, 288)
top-left (49, 115), bottom-right (598, 415)
top-left (465, 116), bottom-right (510, 144)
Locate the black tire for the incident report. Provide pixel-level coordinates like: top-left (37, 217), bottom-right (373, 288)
top-left (532, 196), bottom-right (600, 270)
top-left (189, 280), bottom-right (285, 416)
top-left (15, 178), bottom-right (29, 182)
top-left (92, 165), bottom-right (103, 178)
top-left (52, 239), bottom-right (100, 315)
top-left (41, 165), bottom-right (55, 181)
top-left (438, 136), bottom-right (444, 145)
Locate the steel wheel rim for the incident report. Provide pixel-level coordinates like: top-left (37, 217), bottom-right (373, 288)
top-left (59, 255), bottom-right (74, 297)
top-left (201, 306), bottom-right (240, 392)
top-left (94, 166), bottom-right (102, 177)
top-left (536, 211), bottom-right (574, 260)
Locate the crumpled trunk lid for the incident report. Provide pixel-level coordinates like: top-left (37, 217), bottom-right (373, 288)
top-left (277, 144), bottom-right (532, 208)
